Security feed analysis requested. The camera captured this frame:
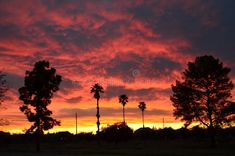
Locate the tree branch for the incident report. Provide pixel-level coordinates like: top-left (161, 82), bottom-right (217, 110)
top-left (197, 116), bottom-right (209, 127)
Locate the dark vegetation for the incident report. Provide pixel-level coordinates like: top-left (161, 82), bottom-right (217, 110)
top-left (0, 126), bottom-right (234, 155)
top-left (1, 124), bottom-right (234, 145)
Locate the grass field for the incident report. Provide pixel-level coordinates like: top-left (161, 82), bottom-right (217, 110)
top-left (0, 139), bottom-right (234, 156)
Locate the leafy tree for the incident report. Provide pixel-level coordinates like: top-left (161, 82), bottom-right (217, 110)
top-left (119, 94), bottom-right (128, 123)
top-left (0, 72), bottom-right (8, 126)
top-left (171, 55), bottom-right (235, 147)
top-left (90, 83), bottom-right (104, 134)
top-left (19, 60), bottom-right (62, 151)
top-left (138, 102), bottom-right (146, 128)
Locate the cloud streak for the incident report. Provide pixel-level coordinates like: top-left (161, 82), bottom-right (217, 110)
top-left (58, 107), bottom-right (171, 118)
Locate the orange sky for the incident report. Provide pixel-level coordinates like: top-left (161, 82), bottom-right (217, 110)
top-left (0, 0), bottom-right (235, 134)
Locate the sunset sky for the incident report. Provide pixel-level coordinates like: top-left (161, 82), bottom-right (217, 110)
top-left (0, 0), bottom-right (235, 134)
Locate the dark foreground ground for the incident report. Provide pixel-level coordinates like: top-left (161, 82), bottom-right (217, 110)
top-left (0, 139), bottom-right (234, 156)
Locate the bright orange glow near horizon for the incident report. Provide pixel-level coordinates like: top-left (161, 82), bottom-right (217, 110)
top-left (0, 0), bottom-right (235, 134)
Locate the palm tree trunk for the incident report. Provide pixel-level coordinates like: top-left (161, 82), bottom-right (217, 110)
top-left (123, 106), bottom-right (125, 123)
top-left (96, 98), bottom-right (100, 134)
top-left (142, 111), bottom-right (144, 128)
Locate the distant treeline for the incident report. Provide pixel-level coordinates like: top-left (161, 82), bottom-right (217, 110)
top-left (1, 124), bottom-right (234, 143)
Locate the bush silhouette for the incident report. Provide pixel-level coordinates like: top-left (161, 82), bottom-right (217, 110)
top-left (134, 127), bottom-right (155, 139)
top-left (100, 122), bottom-right (133, 142)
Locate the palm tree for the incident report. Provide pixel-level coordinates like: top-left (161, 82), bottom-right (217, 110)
top-left (138, 102), bottom-right (146, 128)
top-left (91, 83), bottom-right (104, 134)
top-left (119, 94), bottom-right (128, 123)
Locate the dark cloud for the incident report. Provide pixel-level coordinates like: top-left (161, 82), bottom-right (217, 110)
top-left (189, 1), bottom-right (235, 60)
top-left (150, 1), bottom-right (235, 61)
top-left (103, 85), bottom-right (171, 101)
top-left (0, 47), bottom-right (11, 52)
top-left (152, 57), bottom-right (181, 69)
top-left (128, 0), bottom-right (235, 65)
top-left (149, 56), bottom-right (182, 75)
top-left (140, 57), bottom-right (182, 82)
top-left (34, 17), bottom-right (126, 53)
top-left (60, 78), bottom-right (82, 89)
top-left (130, 1), bottom-right (163, 25)
top-left (105, 58), bottom-right (139, 83)
top-left (3, 72), bottom-right (82, 96)
top-left (155, 7), bottom-right (202, 40)
top-left (41, 25), bottom-right (104, 52)
top-left (58, 107), bottom-right (171, 118)
top-left (0, 24), bottom-right (22, 40)
top-left (100, 53), bottom-right (143, 82)
top-left (59, 78), bottom-right (82, 95)
top-left (65, 96), bottom-right (82, 104)
top-left (104, 53), bottom-right (181, 82)
top-left (5, 72), bottom-right (24, 90)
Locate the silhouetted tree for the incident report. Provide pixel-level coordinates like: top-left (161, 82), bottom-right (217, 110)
top-left (138, 102), bottom-right (146, 128)
top-left (18, 60), bottom-right (62, 152)
top-left (119, 94), bottom-right (128, 123)
top-left (90, 83), bottom-right (104, 134)
top-left (0, 72), bottom-right (8, 126)
top-left (171, 55), bottom-right (235, 147)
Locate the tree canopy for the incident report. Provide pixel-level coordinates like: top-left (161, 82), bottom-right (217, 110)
top-left (119, 94), bottom-right (128, 107)
top-left (91, 83), bottom-right (104, 100)
top-left (138, 102), bottom-right (146, 111)
top-left (171, 55), bottom-right (235, 128)
top-left (19, 60), bottom-right (62, 134)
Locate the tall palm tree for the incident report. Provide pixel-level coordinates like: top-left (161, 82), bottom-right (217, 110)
top-left (119, 94), bottom-right (128, 123)
top-left (138, 102), bottom-right (146, 128)
top-left (91, 83), bottom-right (104, 134)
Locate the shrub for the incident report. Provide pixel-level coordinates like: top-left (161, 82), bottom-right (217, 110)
top-left (100, 122), bottom-right (133, 142)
